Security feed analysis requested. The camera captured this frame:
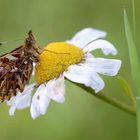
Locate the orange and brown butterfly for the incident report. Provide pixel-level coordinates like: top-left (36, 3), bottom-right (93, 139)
top-left (0, 31), bottom-right (41, 101)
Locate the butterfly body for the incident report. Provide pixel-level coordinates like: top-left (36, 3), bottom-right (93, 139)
top-left (0, 31), bottom-right (41, 101)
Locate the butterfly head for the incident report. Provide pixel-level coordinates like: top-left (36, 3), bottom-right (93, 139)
top-left (25, 30), bottom-right (36, 46)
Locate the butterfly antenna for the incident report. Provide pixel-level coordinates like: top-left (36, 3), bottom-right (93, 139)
top-left (81, 39), bottom-right (99, 50)
top-left (44, 49), bottom-right (70, 55)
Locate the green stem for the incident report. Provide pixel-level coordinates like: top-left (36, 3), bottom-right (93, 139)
top-left (132, 0), bottom-right (136, 40)
top-left (137, 98), bottom-right (140, 140)
top-left (75, 83), bottom-right (136, 116)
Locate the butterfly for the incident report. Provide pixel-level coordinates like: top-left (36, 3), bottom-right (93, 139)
top-left (0, 31), bottom-right (41, 101)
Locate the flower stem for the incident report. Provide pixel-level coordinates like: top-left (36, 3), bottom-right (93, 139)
top-left (136, 98), bottom-right (140, 140)
top-left (75, 83), bottom-right (136, 116)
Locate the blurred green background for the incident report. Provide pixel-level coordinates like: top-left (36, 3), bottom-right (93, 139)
top-left (0, 0), bottom-right (139, 140)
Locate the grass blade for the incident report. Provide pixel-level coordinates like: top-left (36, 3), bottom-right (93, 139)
top-left (124, 9), bottom-right (140, 140)
top-left (124, 10), bottom-right (140, 96)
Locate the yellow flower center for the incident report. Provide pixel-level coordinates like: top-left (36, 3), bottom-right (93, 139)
top-left (35, 42), bottom-right (84, 84)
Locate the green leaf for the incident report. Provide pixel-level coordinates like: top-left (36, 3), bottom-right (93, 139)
top-left (117, 76), bottom-right (135, 105)
top-left (124, 9), bottom-right (140, 96)
top-left (117, 76), bottom-right (132, 96)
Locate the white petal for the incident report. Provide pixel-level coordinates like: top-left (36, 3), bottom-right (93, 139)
top-left (67, 28), bottom-right (106, 48)
top-left (7, 83), bottom-right (35, 115)
top-left (32, 63), bottom-right (36, 76)
top-left (30, 101), bottom-right (40, 119)
top-left (64, 64), bottom-right (105, 93)
top-left (87, 57), bottom-right (122, 76)
top-left (64, 64), bottom-right (90, 84)
top-left (30, 84), bottom-right (50, 119)
top-left (16, 83), bottom-right (36, 109)
top-left (9, 106), bottom-right (16, 116)
top-left (7, 96), bottom-right (16, 107)
top-left (90, 72), bottom-right (105, 93)
top-left (83, 39), bottom-right (117, 55)
top-left (15, 92), bottom-right (32, 109)
top-left (30, 76), bottom-right (65, 119)
top-left (46, 75), bottom-right (65, 103)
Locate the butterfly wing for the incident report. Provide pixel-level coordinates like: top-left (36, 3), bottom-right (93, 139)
top-left (0, 31), bottom-right (40, 101)
top-left (0, 46), bottom-right (33, 101)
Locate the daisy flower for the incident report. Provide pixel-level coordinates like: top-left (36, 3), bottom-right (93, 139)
top-left (30, 28), bottom-right (122, 119)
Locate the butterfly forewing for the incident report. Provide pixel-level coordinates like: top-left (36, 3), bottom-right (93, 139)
top-left (0, 31), bottom-right (41, 101)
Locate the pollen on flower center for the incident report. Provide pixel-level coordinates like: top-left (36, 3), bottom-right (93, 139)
top-left (35, 42), bottom-right (84, 84)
